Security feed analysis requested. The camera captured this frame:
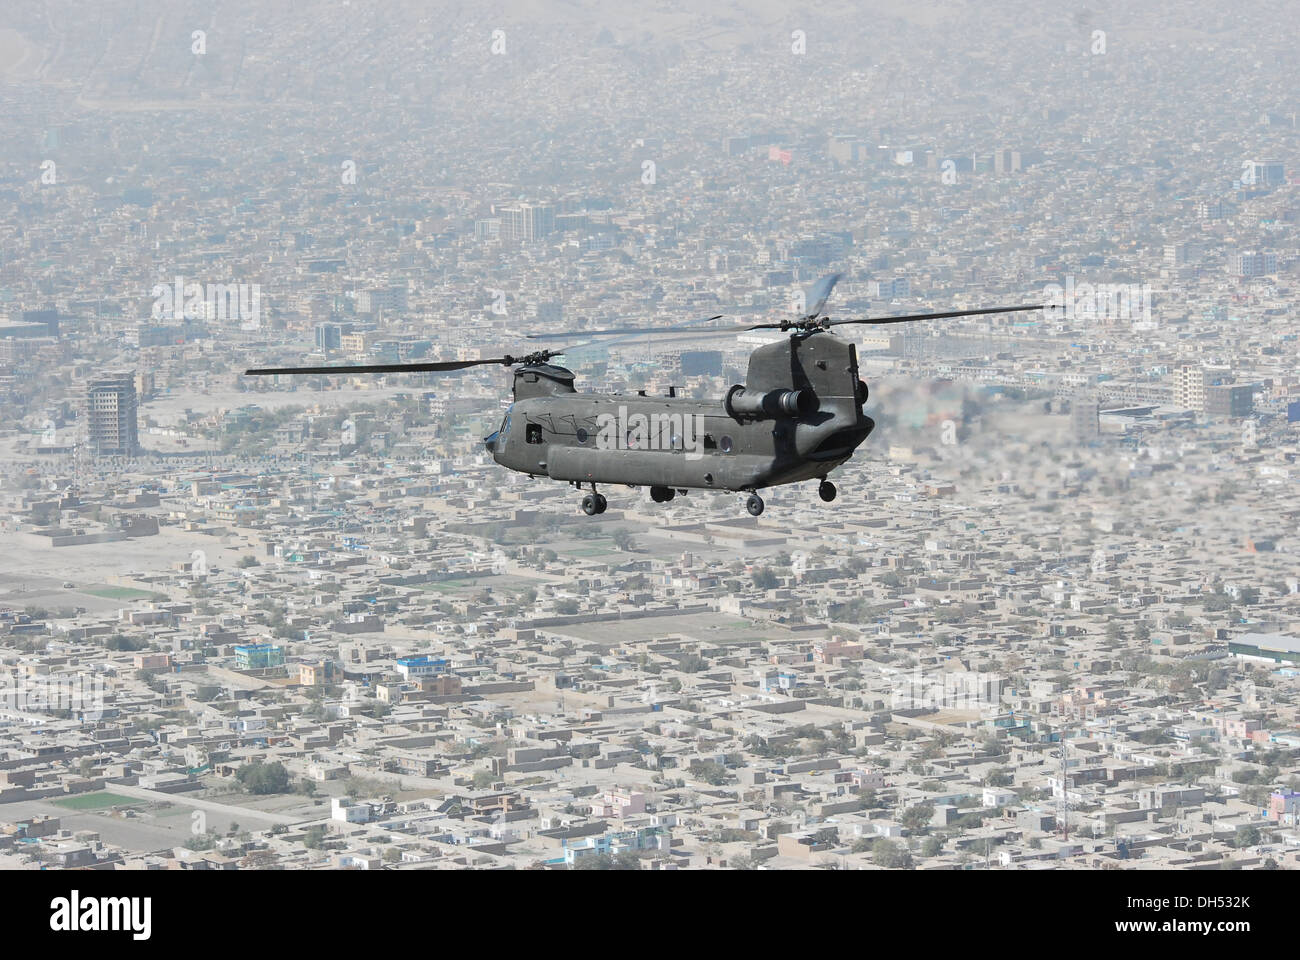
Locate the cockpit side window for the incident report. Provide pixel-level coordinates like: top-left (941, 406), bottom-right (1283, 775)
top-left (498, 411), bottom-right (511, 453)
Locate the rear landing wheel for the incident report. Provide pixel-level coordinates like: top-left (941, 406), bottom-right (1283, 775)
top-left (650, 485), bottom-right (674, 503)
top-left (746, 493), bottom-right (765, 517)
top-left (593, 494), bottom-right (607, 514)
top-left (819, 480), bottom-right (837, 503)
top-left (582, 494), bottom-right (599, 516)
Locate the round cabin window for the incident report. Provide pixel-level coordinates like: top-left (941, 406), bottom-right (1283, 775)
top-left (720, 435), bottom-right (734, 453)
top-left (576, 428), bottom-right (589, 444)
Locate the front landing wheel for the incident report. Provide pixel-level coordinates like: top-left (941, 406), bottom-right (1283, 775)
top-left (746, 493), bottom-right (765, 517)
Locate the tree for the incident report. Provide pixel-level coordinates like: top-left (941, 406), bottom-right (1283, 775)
top-left (677, 653), bottom-right (708, 674)
top-left (472, 769), bottom-right (496, 790)
top-left (872, 838), bottom-right (913, 868)
top-left (900, 802), bottom-right (935, 834)
top-left (1234, 825), bottom-right (1261, 848)
top-left (105, 634), bottom-right (146, 652)
top-left (234, 761), bottom-right (290, 795)
top-left (688, 760), bottom-right (728, 786)
top-left (984, 767), bottom-right (1012, 787)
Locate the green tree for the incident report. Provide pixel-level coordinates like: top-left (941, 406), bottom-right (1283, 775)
top-left (1234, 825), bottom-right (1261, 848)
top-left (234, 761), bottom-right (290, 795)
top-left (688, 760), bottom-right (728, 786)
top-left (900, 802), bottom-right (935, 834)
top-left (872, 838), bottom-right (913, 868)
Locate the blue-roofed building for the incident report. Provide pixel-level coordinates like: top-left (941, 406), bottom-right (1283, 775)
top-left (234, 642), bottom-right (284, 670)
top-left (561, 825), bottom-right (667, 865)
top-left (395, 655), bottom-right (448, 680)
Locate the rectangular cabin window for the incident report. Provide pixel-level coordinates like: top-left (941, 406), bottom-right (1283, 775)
top-left (526, 423), bottom-right (544, 444)
top-left (703, 434), bottom-right (717, 450)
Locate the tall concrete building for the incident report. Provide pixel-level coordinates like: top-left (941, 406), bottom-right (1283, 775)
top-left (1071, 397), bottom-right (1101, 441)
top-left (1205, 384), bottom-right (1255, 419)
top-left (86, 372), bottom-right (138, 457)
top-left (1163, 242), bottom-right (1203, 267)
top-left (501, 202), bottom-right (555, 242)
top-left (1246, 159), bottom-right (1285, 186)
top-left (1176, 365), bottom-right (1209, 411)
top-left (355, 284), bottom-right (407, 315)
top-left (1176, 366), bottom-right (1253, 418)
top-left (1236, 250), bottom-right (1277, 277)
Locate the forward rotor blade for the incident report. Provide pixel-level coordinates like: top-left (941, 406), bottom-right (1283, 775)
top-left (245, 358), bottom-right (507, 376)
top-left (829, 303), bottom-right (1053, 327)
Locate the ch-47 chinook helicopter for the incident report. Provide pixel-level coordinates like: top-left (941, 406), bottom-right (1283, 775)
top-left (246, 274), bottom-right (1049, 517)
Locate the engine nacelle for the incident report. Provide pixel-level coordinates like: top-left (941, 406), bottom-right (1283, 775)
top-left (724, 384), bottom-right (818, 421)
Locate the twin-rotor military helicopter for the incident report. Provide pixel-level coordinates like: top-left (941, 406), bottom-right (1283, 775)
top-left (247, 274), bottom-right (1049, 516)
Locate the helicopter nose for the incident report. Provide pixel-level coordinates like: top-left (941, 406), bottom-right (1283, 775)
top-left (483, 431), bottom-right (498, 453)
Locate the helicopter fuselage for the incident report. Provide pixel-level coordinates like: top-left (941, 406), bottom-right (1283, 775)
top-left (486, 329), bottom-right (875, 495)
top-left (245, 271), bottom-right (1045, 515)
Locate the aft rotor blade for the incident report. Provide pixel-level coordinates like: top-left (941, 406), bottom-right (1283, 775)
top-left (245, 358), bottom-right (507, 376)
top-left (804, 272), bottom-right (843, 318)
top-left (829, 303), bottom-right (1053, 327)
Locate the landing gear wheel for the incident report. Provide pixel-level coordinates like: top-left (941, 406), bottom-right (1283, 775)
top-left (650, 485), bottom-right (673, 503)
top-left (746, 493), bottom-right (765, 517)
top-left (819, 480), bottom-right (837, 502)
top-left (582, 494), bottom-right (599, 516)
top-left (593, 494), bottom-right (607, 514)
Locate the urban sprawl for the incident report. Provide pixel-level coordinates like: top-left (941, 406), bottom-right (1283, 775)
top-left (1, 0), bottom-right (1300, 870)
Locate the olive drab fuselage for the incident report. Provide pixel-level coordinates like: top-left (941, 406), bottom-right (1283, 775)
top-left (485, 330), bottom-right (875, 493)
